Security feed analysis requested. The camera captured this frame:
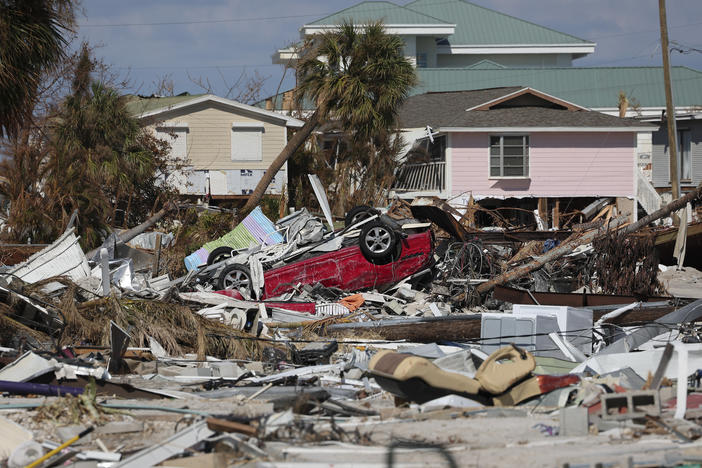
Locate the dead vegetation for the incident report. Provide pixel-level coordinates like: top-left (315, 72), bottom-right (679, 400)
top-left (592, 231), bottom-right (665, 297)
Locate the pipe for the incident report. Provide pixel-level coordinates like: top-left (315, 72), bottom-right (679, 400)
top-left (0, 380), bottom-right (84, 397)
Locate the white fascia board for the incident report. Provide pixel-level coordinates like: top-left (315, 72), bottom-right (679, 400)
top-left (303, 24), bottom-right (455, 36)
top-left (137, 94), bottom-right (304, 128)
top-left (593, 106), bottom-right (701, 119)
top-left (439, 126), bottom-right (655, 133)
top-left (232, 122), bottom-right (265, 128)
top-left (465, 87), bottom-right (589, 112)
top-left (273, 48), bottom-right (300, 65)
top-left (156, 121), bottom-right (189, 128)
top-left (436, 43), bottom-right (596, 55)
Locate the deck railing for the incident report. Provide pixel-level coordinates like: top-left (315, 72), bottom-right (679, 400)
top-left (393, 161), bottom-right (446, 192)
top-left (635, 168), bottom-right (662, 215)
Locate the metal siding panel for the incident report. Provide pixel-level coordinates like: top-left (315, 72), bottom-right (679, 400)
top-left (651, 128), bottom-right (669, 188)
top-left (692, 121), bottom-right (702, 185)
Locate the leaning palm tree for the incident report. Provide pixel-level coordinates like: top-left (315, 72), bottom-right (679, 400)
top-left (238, 20), bottom-right (416, 219)
top-left (0, 0), bottom-right (75, 137)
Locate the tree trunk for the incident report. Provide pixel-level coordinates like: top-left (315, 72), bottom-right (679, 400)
top-left (116, 201), bottom-right (177, 244)
top-left (84, 201), bottom-right (178, 258)
top-left (475, 182), bottom-right (702, 297)
top-left (235, 110), bottom-right (320, 224)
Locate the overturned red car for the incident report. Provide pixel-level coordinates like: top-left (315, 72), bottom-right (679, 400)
top-left (214, 215), bottom-right (435, 300)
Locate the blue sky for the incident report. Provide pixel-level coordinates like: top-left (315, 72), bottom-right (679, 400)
top-left (76, 0), bottom-right (702, 101)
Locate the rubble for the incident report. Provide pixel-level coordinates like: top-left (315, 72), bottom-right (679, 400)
top-left (1, 180), bottom-right (702, 466)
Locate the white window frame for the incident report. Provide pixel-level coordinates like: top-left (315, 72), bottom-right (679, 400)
top-left (231, 122), bottom-right (264, 161)
top-left (489, 134), bottom-right (530, 179)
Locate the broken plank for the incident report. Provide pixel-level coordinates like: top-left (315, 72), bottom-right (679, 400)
top-left (205, 417), bottom-right (257, 437)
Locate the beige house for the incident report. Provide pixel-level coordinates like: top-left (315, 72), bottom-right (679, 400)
top-left (126, 93), bottom-right (304, 199)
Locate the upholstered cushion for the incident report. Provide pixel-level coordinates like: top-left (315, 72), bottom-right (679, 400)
top-left (475, 345), bottom-right (536, 395)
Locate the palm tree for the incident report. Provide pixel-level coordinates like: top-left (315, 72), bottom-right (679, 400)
top-left (0, 0), bottom-right (75, 137)
top-left (238, 21), bottom-right (416, 219)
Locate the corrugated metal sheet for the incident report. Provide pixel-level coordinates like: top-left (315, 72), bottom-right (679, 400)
top-left (407, 0), bottom-right (590, 45)
top-left (184, 207), bottom-right (284, 270)
top-left (415, 67), bottom-right (702, 108)
top-left (309, 1), bottom-right (449, 26)
top-left (8, 229), bottom-right (90, 283)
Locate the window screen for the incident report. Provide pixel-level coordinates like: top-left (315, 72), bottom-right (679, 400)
top-left (489, 135), bottom-right (529, 177)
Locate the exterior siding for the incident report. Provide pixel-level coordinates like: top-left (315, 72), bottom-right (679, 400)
top-left (144, 101), bottom-right (287, 171)
top-left (694, 122), bottom-right (702, 184)
top-left (651, 128), bottom-right (669, 187)
top-left (651, 120), bottom-right (702, 188)
top-left (450, 132), bottom-right (635, 198)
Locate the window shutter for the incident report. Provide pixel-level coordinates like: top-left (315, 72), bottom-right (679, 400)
top-left (231, 124), bottom-right (264, 161)
top-left (156, 126), bottom-right (188, 160)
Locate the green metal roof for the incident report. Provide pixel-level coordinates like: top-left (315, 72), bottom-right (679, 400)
top-left (124, 93), bottom-right (207, 116)
top-left (414, 66), bottom-right (702, 108)
top-left (405, 0), bottom-right (591, 45)
top-left (466, 59), bottom-right (507, 70)
top-left (307, 1), bottom-right (450, 26)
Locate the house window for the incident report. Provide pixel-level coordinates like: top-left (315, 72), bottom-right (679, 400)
top-left (156, 126), bottom-right (188, 160)
top-left (490, 135), bottom-right (529, 177)
top-left (231, 123), bottom-right (264, 161)
top-left (416, 52), bottom-right (428, 68)
top-left (678, 129), bottom-right (691, 182)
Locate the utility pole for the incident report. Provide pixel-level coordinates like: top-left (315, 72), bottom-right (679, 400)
top-left (659, 0), bottom-right (681, 224)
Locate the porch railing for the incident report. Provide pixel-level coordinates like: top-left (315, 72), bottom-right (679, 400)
top-left (635, 168), bottom-right (662, 215)
top-left (393, 161), bottom-right (446, 192)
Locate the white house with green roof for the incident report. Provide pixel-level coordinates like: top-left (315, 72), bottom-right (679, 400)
top-left (126, 93), bottom-right (303, 200)
top-left (274, 0), bottom-right (595, 69)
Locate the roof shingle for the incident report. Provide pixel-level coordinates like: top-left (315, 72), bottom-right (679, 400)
top-left (398, 88), bottom-right (657, 129)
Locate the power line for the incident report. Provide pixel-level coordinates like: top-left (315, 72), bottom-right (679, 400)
top-left (78, 12), bottom-right (325, 28)
top-left (671, 40), bottom-right (702, 55)
top-left (75, 0), bottom-right (702, 46)
top-left (594, 20), bottom-right (702, 40)
top-left (115, 63), bottom-right (281, 71)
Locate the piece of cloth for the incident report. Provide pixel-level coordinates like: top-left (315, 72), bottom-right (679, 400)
top-left (673, 203), bottom-right (690, 270)
top-left (338, 294), bottom-right (365, 312)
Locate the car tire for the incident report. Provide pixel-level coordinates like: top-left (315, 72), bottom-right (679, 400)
top-left (217, 264), bottom-right (253, 296)
top-left (207, 246), bottom-right (234, 265)
top-left (345, 205), bottom-right (379, 227)
top-left (359, 220), bottom-right (400, 264)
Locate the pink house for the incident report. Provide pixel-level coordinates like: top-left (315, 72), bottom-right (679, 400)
top-left (394, 87), bottom-right (657, 223)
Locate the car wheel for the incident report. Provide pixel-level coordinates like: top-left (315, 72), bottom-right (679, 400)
top-left (359, 220), bottom-right (399, 264)
top-left (345, 205), bottom-right (379, 227)
top-left (217, 264), bottom-right (253, 296)
top-left (207, 246), bottom-right (234, 265)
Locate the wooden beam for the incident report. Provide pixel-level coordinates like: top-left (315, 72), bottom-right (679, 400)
top-left (537, 198), bottom-right (548, 228)
top-left (655, 221), bottom-right (702, 246)
top-left (206, 417), bottom-right (257, 437)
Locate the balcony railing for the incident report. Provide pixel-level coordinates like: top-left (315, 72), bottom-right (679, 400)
top-left (393, 161), bottom-right (446, 192)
